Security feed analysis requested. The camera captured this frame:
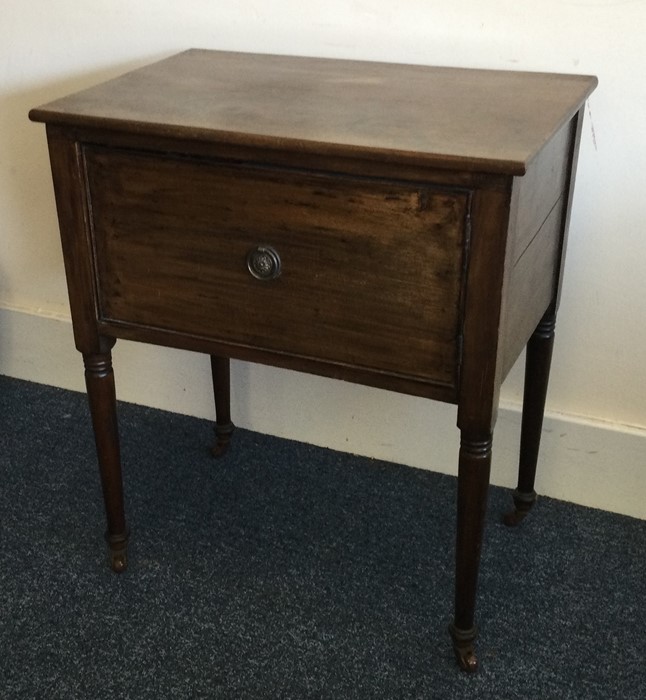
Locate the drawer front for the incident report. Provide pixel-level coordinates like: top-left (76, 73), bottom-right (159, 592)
top-left (84, 147), bottom-right (469, 388)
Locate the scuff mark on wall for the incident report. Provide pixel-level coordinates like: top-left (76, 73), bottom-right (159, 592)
top-left (587, 102), bottom-right (598, 151)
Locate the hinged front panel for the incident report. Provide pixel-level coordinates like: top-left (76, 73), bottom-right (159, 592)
top-left (84, 146), bottom-right (470, 389)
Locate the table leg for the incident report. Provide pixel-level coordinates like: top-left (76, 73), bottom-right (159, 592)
top-left (83, 340), bottom-right (129, 573)
top-left (449, 432), bottom-right (493, 673)
top-left (210, 355), bottom-right (235, 457)
top-left (504, 309), bottom-right (556, 527)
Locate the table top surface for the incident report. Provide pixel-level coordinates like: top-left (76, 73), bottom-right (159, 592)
top-left (30, 49), bottom-right (597, 175)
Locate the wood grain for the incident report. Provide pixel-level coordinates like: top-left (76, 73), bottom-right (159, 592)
top-left (29, 51), bottom-right (597, 671)
top-left (31, 49), bottom-right (597, 175)
top-left (84, 146), bottom-right (469, 389)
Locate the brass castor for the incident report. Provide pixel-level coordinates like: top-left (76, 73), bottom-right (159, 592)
top-left (106, 530), bottom-right (129, 573)
top-left (449, 624), bottom-right (479, 673)
top-left (110, 549), bottom-right (128, 574)
top-left (503, 488), bottom-right (537, 527)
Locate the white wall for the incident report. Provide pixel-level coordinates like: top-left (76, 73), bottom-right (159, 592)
top-left (2, 1), bottom-right (645, 518)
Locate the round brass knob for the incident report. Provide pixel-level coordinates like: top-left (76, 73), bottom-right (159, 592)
top-left (246, 245), bottom-right (281, 280)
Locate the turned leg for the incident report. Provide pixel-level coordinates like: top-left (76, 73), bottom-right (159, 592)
top-left (83, 340), bottom-right (129, 573)
top-left (449, 433), bottom-right (493, 673)
top-left (504, 309), bottom-right (556, 526)
top-left (210, 355), bottom-right (235, 457)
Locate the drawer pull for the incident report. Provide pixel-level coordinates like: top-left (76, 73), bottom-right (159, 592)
top-left (247, 245), bottom-right (282, 280)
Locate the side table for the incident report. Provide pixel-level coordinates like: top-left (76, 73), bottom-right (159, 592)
top-left (30, 50), bottom-right (597, 671)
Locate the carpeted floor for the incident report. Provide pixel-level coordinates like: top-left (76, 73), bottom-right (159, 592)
top-left (1, 374), bottom-right (644, 699)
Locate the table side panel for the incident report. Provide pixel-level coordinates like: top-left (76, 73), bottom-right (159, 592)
top-left (83, 146), bottom-right (471, 389)
top-left (501, 200), bottom-right (564, 377)
top-left (509, 121), bottom-right (574, 264)
top-left (500, 116), bottom-right (577, 378)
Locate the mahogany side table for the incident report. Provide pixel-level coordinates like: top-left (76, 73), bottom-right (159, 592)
top-left (29, 50), bottom-right (597, 671)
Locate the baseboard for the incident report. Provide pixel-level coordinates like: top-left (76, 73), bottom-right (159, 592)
top-left (1, 305), bottom-right (644, 520)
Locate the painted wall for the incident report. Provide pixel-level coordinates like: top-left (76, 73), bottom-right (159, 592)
top-left (2, 2), bottom-right (645, 517)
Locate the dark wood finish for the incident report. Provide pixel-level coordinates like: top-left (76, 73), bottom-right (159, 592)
top-left (84, 145), bottom-right (468, 392)
top-left (450, 433), bottom-right (493, 671)
top-left (504, 309), bottom-right (557, 526)
top-left (210, 355), bottom-right (234, 457)
top-left (83, 338), bottom-right (129, 573)
top-left (30, 49), bottom-right (595, 176)
top-left (29, 50), bottom-right (597, 672)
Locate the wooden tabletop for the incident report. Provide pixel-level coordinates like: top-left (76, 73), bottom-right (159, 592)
top-left (30, 49), bottom-right (597, 175)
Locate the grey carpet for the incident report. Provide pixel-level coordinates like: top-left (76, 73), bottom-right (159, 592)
top-left (1, 374), bottom-right (644, 699)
